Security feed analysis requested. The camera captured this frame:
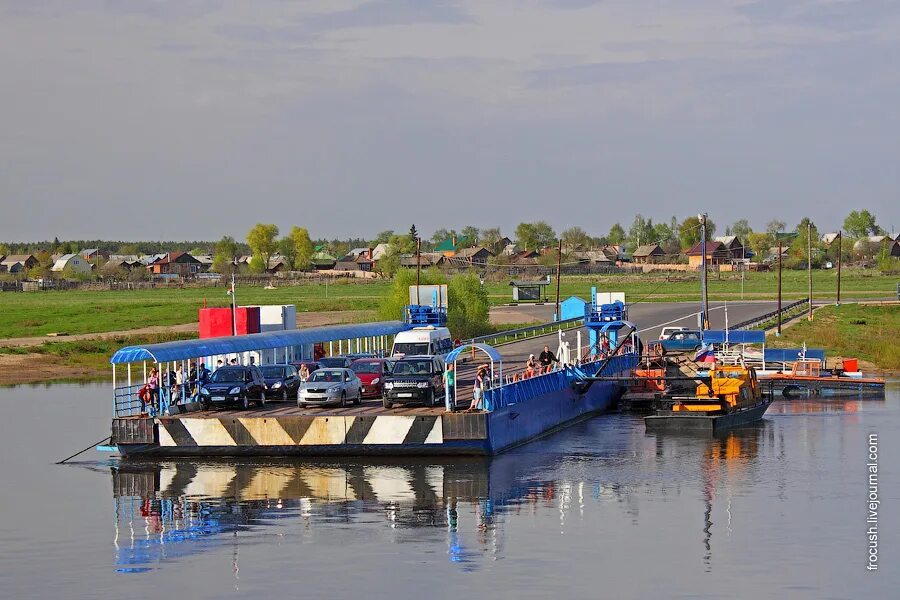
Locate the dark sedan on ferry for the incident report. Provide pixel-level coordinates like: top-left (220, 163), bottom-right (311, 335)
top-left (260, 364), bottom-right (301, 401)
top-left (199, 366), bottom-right (267, 410)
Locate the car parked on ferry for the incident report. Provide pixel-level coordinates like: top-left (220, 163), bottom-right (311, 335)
top-left (259, 364), bottom-right (301, 401)
top-left (350, 358), bottom-right (394, 399)
top-left (199, 365), bottom-right (267, 410)
top-left (652, 330), bottom-right (703, 353)
top-left (317, 356), bottom-right (354, 369)
top-left (382, 356), bottom-right (445, 408)
top-left (297, 368), bottom-right (362, 408)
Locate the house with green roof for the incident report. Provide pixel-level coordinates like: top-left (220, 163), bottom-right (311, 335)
top-left (434, 235), bottom-right (469, 256)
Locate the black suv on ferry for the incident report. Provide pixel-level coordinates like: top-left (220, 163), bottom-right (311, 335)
top-left (382, 356), bottom-right (445, 408)
top-left (199, 366), bottom-right (267, 410)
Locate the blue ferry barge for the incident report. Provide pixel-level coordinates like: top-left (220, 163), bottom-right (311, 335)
top-left (107, 299), bottom-right (637, 457)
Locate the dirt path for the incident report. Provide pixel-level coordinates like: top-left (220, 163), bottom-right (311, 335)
top-left (0, 310), bottom-right (377, 348)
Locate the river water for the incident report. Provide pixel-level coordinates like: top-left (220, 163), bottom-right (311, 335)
top-left (1, 383), bottom-right (897, 599)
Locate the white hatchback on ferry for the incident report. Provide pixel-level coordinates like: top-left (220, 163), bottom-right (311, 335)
top-left (659, 326), bottom-right (689, 340)
top-left (391, 326), bottom-right (454, 359)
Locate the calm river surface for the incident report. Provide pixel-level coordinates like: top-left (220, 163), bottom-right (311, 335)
top-left (1, 383), bottom-right (897, 599)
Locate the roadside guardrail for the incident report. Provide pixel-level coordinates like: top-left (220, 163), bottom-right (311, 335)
top-left (466, 316), bottom-right (584, 348)
top-left (731, 298), bottom-right (809, 330)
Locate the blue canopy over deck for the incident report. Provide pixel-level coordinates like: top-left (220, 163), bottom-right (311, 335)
top-left (444, 343), bottom-right (503, 364)
top-left (110, 321), bottom-right (411, 364)
top-left (764, 348), bottom-right (826, 365)
top-left (702, 330), bottom-right (766, 345)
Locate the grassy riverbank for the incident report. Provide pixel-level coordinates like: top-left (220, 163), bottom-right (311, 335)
top-left (0, 269), bottom-right (893, 339)
top-left (770, 304), bottom-right (900, 371)
top-left (0, 332), bottom-right (196, 385)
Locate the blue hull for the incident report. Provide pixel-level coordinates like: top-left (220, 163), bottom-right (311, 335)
top-left (116, 355), bottom-right (637, 458)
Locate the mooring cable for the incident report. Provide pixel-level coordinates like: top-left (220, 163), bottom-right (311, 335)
top-left (56, 435), bottom-right (111, 464)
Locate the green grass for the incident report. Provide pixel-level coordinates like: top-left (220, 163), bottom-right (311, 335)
top-left (0, 270), bottom-right (894, 339)
top-left (0, 332), bottom-right (197, 380)
top-left (770, 304), bottom-right (900, 371)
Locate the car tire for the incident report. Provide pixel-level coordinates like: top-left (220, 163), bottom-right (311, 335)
top-left (340, 391), bottom-right (348, 408)
top-left (382, 397), bottom-right (393, 409)
top-left (200, 400), bottom-right (210, 411)
top-left (241, 394), bottom-right (250, 410)
top-left (259, 393), bottom-right (266, 407)
top-left (282, 389), bottom-right (288, 402)
top-left (693, 345), bottom-right (702, 354)
top-left (354, 392), bottom-right (362, 406)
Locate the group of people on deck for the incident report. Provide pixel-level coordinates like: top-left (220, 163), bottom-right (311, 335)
top-left (139, 361), bottom-right (215, 414)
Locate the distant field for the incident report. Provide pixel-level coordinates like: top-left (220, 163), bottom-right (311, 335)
top-left (0, 270), bottom-right (894, 339)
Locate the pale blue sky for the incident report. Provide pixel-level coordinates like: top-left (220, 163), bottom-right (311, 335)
top-left (1, 0), bottom-right (898, 241)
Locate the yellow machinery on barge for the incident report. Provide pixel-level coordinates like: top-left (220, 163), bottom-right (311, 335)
top-left (645, 364), bottom-right (772, 433)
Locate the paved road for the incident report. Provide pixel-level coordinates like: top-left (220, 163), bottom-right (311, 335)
top-left (490, 301), bottom-right (779, 341)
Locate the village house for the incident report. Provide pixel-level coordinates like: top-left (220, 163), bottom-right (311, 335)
top-left (51, 253), bottom-right (93, 274)
top-left (0, 254), bottom-right (38, 274)
top-left (631, 243), bottom-right (665, 264)
top-left (146, 252), bottom-right (202, 277)
top-left (80, 249), bottom-right (108, 263)
top-left (714, 236), bottom-right (748, 261)
top-left (452, 246), bottom-right (494, 267)
top-left (434, 235), bottom-right (470, 256)
top-left (686, 241), bottom-right (731, 267)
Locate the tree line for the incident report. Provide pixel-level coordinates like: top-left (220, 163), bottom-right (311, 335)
top-left (3, 208), bottom-right (892, 274)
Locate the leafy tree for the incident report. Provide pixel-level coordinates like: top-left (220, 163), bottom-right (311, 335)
top-left (515, 221), bottom-right (556, 250)
top-left (727, 219), bottom-right (752, 243)
top-left (376, 249), bottom-right (401, 277)
top-left (386, 232), bottom-right (417, 256)
top-left (211, 255), bottom-right (233, 274)
top-left (606, 223), bottom-right (626, 245)
top-left (561, 226), bottom-right (591, 252)
top-left (430, 228), bottom-right (457, 245)
top-left (277, 236), bottom-right (297, 270)
top-left (212, 236), bottom-right (238, 273)
top-left (678, 215), bottom-right (716, 249)
top-left (378, 269), bottom-right (445, 321)
top-left (246, 224), bottom-right (279, 270)
top-left (290, 227), bottom-right (314, 271)
top-left (374, 230), bottom-right (394, 244)
top-left (0, 243), bottom-right (10, 256)
top-left (460, 226), bottom-right (480, 245)
top-left (789, 217), bottom-right (821, 262)
top-left (248, 255), bottom-right (266, 274)
top-left (377, 270), bottom-right (490, 339)
top-left (627, 214), bottom-right (656, 250)
top-left (765, 220), bottom-right (786, 234)
top-left (480, 227), bottom-right (502, 249)
top-left (447, 273), bottom-right (490, 339)
top-left (843, 210), bottom-right (879, 239)
top-left (747, 232), bottom-right (772, 263)
top-left (189, 247), bottom-right (208, 256)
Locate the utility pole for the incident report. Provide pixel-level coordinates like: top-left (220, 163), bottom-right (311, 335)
top-left (776, 237), bottom-right (783, 336)
top-left (699, 213), bottom-right (709, 330)
top-left (836, 230), bottom-right (842, 305)
top-left (807, 221), bottom-right (813, 320)
top-left (554, 237), bottom-right (562, 321)
top-left (415, 236), bottom-right (421, 305)
top-left (229, 273), bottom-right (237, 336)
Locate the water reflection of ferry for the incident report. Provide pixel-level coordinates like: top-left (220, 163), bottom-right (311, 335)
top-left (645, 422), bottom-right (775, 571)
top-left (110, 452), bottom-right (609, 572)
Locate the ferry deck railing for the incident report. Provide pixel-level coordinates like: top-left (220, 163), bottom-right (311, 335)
top-left (483, 353), bottom-right (637, 411)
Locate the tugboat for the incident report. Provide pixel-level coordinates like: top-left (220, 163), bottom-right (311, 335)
top-left (645, 364), bottom-right (772, 434)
